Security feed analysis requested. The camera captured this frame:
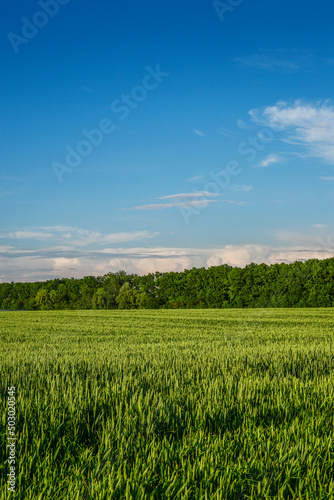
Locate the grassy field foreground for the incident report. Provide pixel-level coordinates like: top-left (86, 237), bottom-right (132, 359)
top-left (1, 309), bottom-right (334, 499)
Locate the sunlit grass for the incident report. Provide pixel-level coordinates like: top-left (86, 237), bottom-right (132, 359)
top-left (1, 309), bottom-right (334, 499)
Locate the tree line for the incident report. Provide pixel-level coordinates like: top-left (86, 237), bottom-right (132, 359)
top-left (1, 258), bottom-right (334, 310)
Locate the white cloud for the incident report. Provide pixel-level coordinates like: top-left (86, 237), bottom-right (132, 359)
top-left (53, 257), bottom-right (81, 271)
top-left (320, 176), bottom-right (334, 180)
top-left (207, 245), bottom-right (268, 268)
top-left (251, 100), bottom-right (334, 163)
top-left (2, 225), bottom-right (333, 282)
top-left (0, 245), bottom-right (14, 253)
top-left (1, 240), bottom-right (333, 282)
top-left (254, 154), bottom-right (281, 168)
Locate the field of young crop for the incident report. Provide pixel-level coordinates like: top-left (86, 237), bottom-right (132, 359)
top-left (1, 309), bottom-right (334, 499)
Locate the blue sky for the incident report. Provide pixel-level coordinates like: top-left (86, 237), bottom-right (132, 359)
top-left (1, 0), bottom-right (334, 281)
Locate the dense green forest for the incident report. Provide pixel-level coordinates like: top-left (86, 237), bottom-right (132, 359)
top-left (1, 257), bottom-right (334, 310)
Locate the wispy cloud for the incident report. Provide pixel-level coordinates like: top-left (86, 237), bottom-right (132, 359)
top-left (193, 129), bottom-right (206, 137)
top-left (255, 154), bottom-right (281, 168)
top-left (0, 227), bottom-right (158, 246)
top-left (123, 191), bottom-right (220, 211)
top-left (188, 175), bottom-right (205, 182)
top-left (234, 49), bottom-right (334, 73)
top-left (99, 231), bottom-right (157, 244)
top-left (123, 191), bottom-right (249, 211)
top-left (237, 119), bottom-right (254, 131)
top-left (159, 191), bottom-right (220, 200)
top-left (251, 100), bottom-right (334, 164)
top-left (7, 231), bottom-right (55, 240)
top-left (124, 203), bottom-right (175, 211)
top-left (0, 191), bottom-right (14, 197)
top-left (220, 200), bottom-right (249, 206)
top-left (273, 229), bottom-right (334, 254)
top-left (217, 127), bottom-right (234, 138)
top-left (124, 199), bottom-right (218, 211)
top-left (230, 185), bottom-right (253, 193)
top-left (320, 176), bottom-right (334, 180)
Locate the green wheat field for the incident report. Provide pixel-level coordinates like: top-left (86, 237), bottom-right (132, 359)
top-left (1, 309), bottom-right (334, 499)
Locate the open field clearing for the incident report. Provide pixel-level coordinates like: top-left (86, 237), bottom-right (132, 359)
top-left (1, 309), bottom-right (334, 499)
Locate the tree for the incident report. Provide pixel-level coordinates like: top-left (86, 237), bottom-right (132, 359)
top-left (116, 282), bottom-right (140, 309)
top-left (92, 288), bottom-right (108, 310)
top-left (35, 289), bottom-right (52, 310)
